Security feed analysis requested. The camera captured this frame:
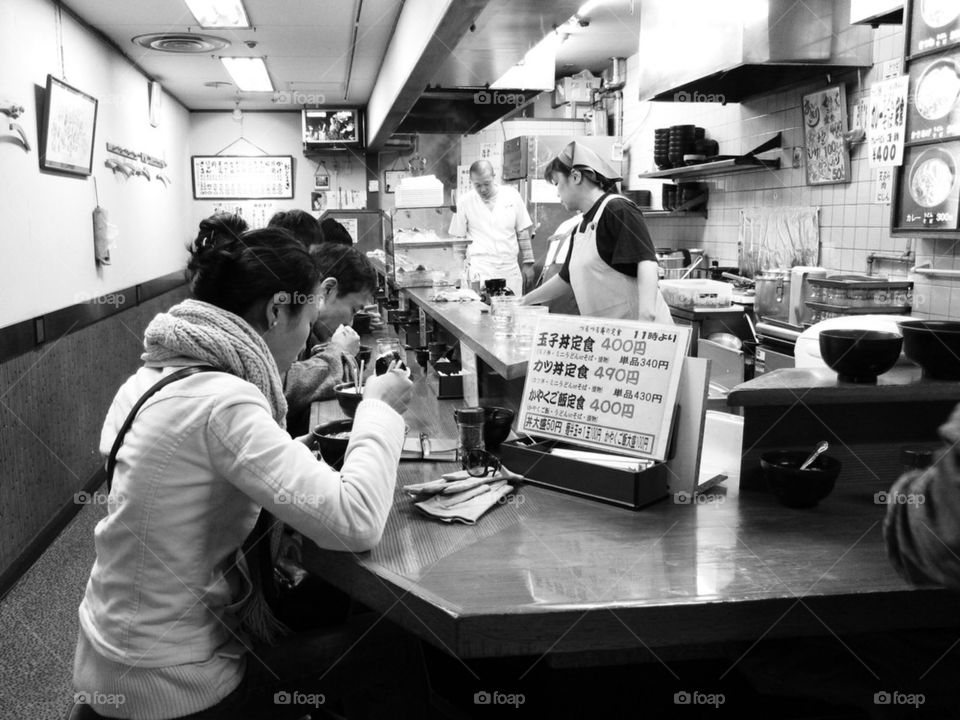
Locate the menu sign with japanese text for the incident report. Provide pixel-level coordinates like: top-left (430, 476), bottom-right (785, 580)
top-left (517, 314), bottom-right (691, 462)
top-left (868, 75), bottom-right (908, 167)
top-left (192, 155), bottom-right (294, 200)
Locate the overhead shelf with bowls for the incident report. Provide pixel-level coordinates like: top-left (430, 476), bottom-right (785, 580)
top-left (639, 133), bottom-right (783, 181)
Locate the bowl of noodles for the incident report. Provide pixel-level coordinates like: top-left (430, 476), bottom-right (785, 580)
top-left (916, 57), bottom-right (960, 120)
top-left (909, 147), bottom-right (957, 208)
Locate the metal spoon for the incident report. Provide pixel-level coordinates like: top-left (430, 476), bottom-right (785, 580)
top-left (799, 440), bottom-right (829, 470)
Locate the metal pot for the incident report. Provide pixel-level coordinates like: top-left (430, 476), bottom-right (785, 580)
top-left (754, 271), bottom-right (791, 322)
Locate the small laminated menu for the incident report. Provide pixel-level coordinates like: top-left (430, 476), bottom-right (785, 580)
top-left (517, 315), bottom-right (691, 462)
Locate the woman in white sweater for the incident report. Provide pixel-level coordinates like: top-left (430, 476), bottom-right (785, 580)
top-left (73, 226), bottom-right (413, 719)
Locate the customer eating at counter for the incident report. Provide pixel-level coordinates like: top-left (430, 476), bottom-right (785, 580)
top-left (521, 141), bottom-right (673, 323)
top-left (73, 227), bottom-right (414, 718)
top-left (448, 159), bottom-right (535, 295)
top-left (285, 242), bottom-right (379, 436)
top-left (267, 208), bottom-right (325, 250)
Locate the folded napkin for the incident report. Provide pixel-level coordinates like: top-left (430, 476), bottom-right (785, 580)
top-left (433, 288), bottom-right (481, 303)
top-left (405, 466), bottom-right (524, 524)
top-left (414, 480), bottom-right (515, 524)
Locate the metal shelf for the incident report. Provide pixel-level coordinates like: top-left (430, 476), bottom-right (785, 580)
top-left (638, 156), bottom-right (780, 180)
top-left (643, 209), bottom-right (708, 218)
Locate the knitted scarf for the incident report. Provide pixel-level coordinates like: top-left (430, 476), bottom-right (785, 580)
top-left (142, 298), bottom-right (290, 645)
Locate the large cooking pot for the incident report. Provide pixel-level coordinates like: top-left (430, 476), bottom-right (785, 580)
top-left (754, 270), bottom-right (791, 322)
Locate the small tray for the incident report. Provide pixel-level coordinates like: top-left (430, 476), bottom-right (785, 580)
top-left (497, 437), bottom-right (670, 510)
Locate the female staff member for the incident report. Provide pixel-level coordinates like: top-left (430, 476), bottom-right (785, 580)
top-left (521, 141), bottom-right (673, 324)
top-left (73, 227), bottom-right (413, 718)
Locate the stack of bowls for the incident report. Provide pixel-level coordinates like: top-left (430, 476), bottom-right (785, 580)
top-left (668, 125), bottom-right (697, 166)
top-left (654, 128), bottom-right (671, 169)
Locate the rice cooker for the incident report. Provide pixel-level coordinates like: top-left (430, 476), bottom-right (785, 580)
top-left (754, 270), bottom-right (791, 323)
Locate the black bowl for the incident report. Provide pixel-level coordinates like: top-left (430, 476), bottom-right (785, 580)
top-left (898, 320), bottom-right (960, 380)
top-left (819, 329), bottom-right (903, 383)
top-left (481, 406), bottom-right (515, 449)
top-left (312, 418), bottom-right (353, 470)
top-left (760, 451), bottom-right (842, 508)
top-left (333, 382), bottom-right (363, 418)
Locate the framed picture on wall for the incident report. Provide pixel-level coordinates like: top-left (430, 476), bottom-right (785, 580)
top-left (311, 191), bottom-right (326, 213)
top-left (801, 84), bottom-right (851, 185)
top-left (384, 169), bottom-right (410, 193)
top-left (39, 75), bottom-right (99, 176)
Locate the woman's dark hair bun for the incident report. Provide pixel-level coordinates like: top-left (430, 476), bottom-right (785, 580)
top-left (186, 219), bottom-right (319, 319)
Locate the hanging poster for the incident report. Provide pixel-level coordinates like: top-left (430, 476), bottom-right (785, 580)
top-left (802, 85), bottom-right (851, 185)
top-left (40, 75), bottom-right (98, 176)
top-left (517, 314), bottom-right (690, 462)
top-left (191, 155), bottom-right (294, 199)
top-left (868, 75), bottom-right (908, 167)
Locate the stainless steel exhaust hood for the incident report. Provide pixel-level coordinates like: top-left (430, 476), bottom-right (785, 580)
top-left (637, 0), bottom-right (874, 103)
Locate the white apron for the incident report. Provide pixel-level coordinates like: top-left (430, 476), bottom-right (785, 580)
top-left (568, 195), bottom-right (673, 323)
top-left (467, 255), bottom-right (523, 296)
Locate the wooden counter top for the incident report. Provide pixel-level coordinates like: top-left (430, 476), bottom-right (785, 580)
top-left (728, 365), bottom-right (960, 406)
top-left (402, 287), bottom-right (529, 380)
top-left (305, 386), bottom-right (958, 661)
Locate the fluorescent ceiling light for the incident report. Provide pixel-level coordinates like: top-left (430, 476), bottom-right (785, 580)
top-left (184, 0), bottom-right (250, 28)
top-left (220, 57), bottom-right (274, 92)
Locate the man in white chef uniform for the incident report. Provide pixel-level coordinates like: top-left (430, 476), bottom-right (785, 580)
top-left (449, 160), bottom-right (535, 295)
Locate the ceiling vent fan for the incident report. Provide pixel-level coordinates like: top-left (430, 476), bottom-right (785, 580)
top-left (132, 33), bottom-right (230, 53)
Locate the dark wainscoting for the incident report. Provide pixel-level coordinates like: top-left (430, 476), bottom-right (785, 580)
top-left (0, 277), bottom-right (188, 599)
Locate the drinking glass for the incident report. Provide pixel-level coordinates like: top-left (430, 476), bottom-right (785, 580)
top-left (490, 295), bottom-right (521, 339)
top-left (514, 305), bottom-right (550, 350)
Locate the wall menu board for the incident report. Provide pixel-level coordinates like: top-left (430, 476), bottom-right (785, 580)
top-left (802, 85), bottom-right (851, 185)
top-left (909, 0), bottom-right (960, 56)
top-left (192, 155), bottom-right (294, 200)
top-left (517, 314), bottom-right (690, 462)
top-left (906, 49), bottom-right (960, 143)
top-left (893, 0), bottom-right (960, 233)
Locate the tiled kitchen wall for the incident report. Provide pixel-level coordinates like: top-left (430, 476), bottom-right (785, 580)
top-left (621, 23), bottom-right (960, 320)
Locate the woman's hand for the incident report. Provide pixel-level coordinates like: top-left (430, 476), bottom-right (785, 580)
top-left (361, 361), bottom-right (413, 414)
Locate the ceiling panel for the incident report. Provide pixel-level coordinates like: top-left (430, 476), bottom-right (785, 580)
top-left (62, 0), bottom-right (639, 114)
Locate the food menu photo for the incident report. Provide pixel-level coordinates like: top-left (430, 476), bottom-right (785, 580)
top-left (894, 0), bottom-right (960, 232)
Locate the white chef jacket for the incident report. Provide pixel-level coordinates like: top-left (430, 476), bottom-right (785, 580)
top-left (449, 185), bottom-right (533, 293)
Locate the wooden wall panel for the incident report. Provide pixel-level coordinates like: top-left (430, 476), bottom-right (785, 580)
top-left (0, 287), bottom-right (188, 575)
